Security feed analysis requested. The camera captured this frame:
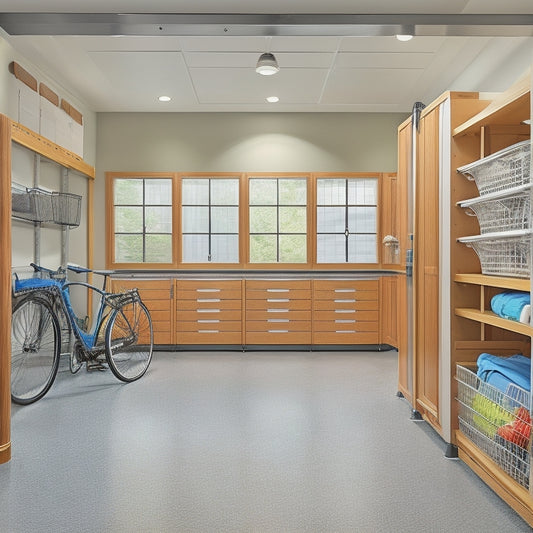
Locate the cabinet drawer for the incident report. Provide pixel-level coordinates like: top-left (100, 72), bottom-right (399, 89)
top-left (147, 310), bottom-right (171, 323)
top-left (313, 299), bottom-right (378, 311)
top-left (246, 280), bottom-right (310, 291)
top-left (176, 320), bottom-right (242, 332)
top-left (246, 320), bottom-right (311, 332)
top-left (176, 288), bottom-right (242, 300)
top-left (112, 279), bottom-right (172, 291)
top-left (246, 309), bottom-right (311, 321)
top-left (176, 331), bottom-right (242, 345)
top-left (245, 298), bottom-right (311, 311)
top-left (313, 320), bottom-right (378, 333)
top-left (153, 331), bottom-right (173, 345)
top-left (176, 299), bottom-right (241, 311)
top-left (142, 300), bottom-right (172, 312)
top-left (176, 280), bottom-right (242, 291)
top-left (312, 331), bottom-right (379, 344)
top-left (313, 310), bottom-right (378, 322)
top-left (313, 289), bottom-right (378, 302)
top-left (245, 331), bottom-right (311, 345)
top-left (246, 288), bottom-right (311, 300)
top-left (313, 279), bottom-right (378, 291)
top-left (176, 309), bottom-right (241, 322)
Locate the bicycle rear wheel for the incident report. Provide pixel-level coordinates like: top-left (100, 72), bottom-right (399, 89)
top-left (11, 295), bottom-right (61, 404)
top-left (105, 299), bottom-right (153, 382)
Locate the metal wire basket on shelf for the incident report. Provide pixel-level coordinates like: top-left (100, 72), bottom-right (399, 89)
top-left (51, 191), bottom-right (82, 227)
top-left (456, 140), bottom-right (531, 196)
top-left (11, 184), bottom-right (54, 224)
top-left (458, 184), bottom-right (530, 234)
top-left (456, 364), bottom-right (530, 489)
top-left (458, 229), bottom-right (531, 278)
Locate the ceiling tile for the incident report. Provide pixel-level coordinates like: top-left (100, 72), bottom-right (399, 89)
top-left (335, 52), bottom-right (433, 69)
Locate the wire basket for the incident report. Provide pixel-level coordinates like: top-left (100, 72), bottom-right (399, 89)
top-left (458, 230), bottom-right (531, 278)
top-left (459, 186), bottom-right (530, 234)
top-left (457, 140), bottom-right (531, 196)
top-left (11, 184), bottom-right (54, 223)
top-left (51, 192), bottom-right (82, 227)
top-left (456, 364), bottom-right (530, 488)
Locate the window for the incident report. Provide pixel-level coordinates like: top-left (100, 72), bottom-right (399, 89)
top-left (110, 175), bottom-right (173, 265)
top-left (181, 177), bottom-right (240, 263)
top-left (316, 176), bottom-right (378, 264)
top-left (248, 177), bottom-right (308, 263)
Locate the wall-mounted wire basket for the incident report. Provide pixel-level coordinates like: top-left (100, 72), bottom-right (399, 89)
top-left (11, 183), bottom-right (81, 227)
top-left (456, 363), bottom-right (530, 489)
top-left (458, 184), bottom-right (531, 234)
top-left (458, 230), bottom-right (531, 278)
top-left (456, 140), bottom-right (531, 196)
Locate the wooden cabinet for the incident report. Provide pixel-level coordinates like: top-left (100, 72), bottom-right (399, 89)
top-left (312, 279), bottom-right (379, 344)
top-left (110, 278), bottom-right (173, 345)
top-left (175, 279), bottom-right (243, 345)
top-left (245, 280), bottom-right (311, 344)
top-left (380, 275), bottom-right (398, 348)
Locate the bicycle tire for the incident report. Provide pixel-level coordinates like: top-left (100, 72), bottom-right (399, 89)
top-left (105, 299), bottom-right (153, 382)
top-left (11, 295), bottom-right (61, 404)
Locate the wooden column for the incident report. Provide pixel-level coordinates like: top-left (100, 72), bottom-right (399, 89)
top-left (0, 114), bottom-right (12, 464)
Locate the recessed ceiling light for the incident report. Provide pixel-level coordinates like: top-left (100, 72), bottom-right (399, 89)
top-left (158, 95), bottom-right (171, 102)
top-left (266, 96), bottom-right (279, 103)
top-left (396, 34), bottom-right (413, 42)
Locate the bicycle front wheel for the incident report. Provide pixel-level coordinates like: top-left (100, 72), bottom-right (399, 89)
top-left (105, 299), bottom-right (153, 382)
top-left (11, 295), bottom-right (61, 404)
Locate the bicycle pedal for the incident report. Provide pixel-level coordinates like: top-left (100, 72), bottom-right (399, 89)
top-left (86, 361), bottom-right (107, 372)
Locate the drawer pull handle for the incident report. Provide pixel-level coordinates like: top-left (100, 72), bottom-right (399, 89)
top-left (336, 330), bottom-right (355, 334)
top-left (197, 288), bottom-right (221, 293)
top-left (267, 319), bottom-right (289, 323)
top-left (334, 289), bottom-right (356, 293)
top-left (198, 330), bottom-right (219, 334)
top-left (267, 308), bottom-right (289, 313)
top-left (267, 298), bottom-right (289, 303)
top-left (334, 309), bottom-right (355, 314)
top-left (197, 308), bottom-right (221, 313)
top-left (335, 319), bottom-right (356, 324)
top-left (268, 330), bottom-right (289, 333)
top-left (198, 319), bottom-right (220, 324)
top-left (267, 288), bottom-right (289, 293)
top-left (197, 298), bottom-right (221, 303)
top-left (334, 299), bottom-right (356, 303)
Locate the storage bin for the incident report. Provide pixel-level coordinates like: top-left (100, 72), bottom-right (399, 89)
top-left (51, 191), bottom-right (82, 227)
top-left (456, 140), bottom-right (531, 196)
top-left (11, 184), bottom-right (53, 223)
top-left (458, 185), bottom-right (530, 234)
top-left (458, 230), bottom-right (531, 278)
top-left (456, 363), bottom-right (530, 489)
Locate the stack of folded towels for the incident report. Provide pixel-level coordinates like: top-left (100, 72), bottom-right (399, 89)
top-left (491, 291), bottom-right (530, 324)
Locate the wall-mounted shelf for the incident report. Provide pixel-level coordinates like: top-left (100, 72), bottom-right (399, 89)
top-left (454, 273), bottom-right (530, 292)
top-left (455, 307), bottom-right (533, 336)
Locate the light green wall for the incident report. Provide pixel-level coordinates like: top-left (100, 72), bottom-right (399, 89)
top-left (94, 111), bottom-right (407, 267)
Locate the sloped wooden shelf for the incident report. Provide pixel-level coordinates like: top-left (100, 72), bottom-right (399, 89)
top-left (455, 307), bottom-right (533, 336)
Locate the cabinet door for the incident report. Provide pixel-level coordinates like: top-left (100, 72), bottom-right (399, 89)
top-left (414, 106), bottom-right (440, 429)
top-left (380, 275), bottom-right (398, 348)
top-left (381, 173), bottom-right (401, 267)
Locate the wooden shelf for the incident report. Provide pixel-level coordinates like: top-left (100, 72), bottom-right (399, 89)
top-left (455, 273), bottom-right (530, 292)
top-left (455, 307), bottom-right (533, 336)
top-left (452, 72), bottom-right (530, 137)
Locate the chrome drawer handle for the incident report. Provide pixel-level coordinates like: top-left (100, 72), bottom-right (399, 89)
top-left (267, 308), bottom-right (289, 313)
top-left (267, 298), bottom-right (289, 303)
top-left (198, 319), bottom-right (220, 323)
top-left (334, 289), bottom-right (356, 293)
top-left (334, 299), bottom-right (356, 303)
top-left (197, 288), bottom-right (221, 293)
top-left (197, 298), bottom-right (221, 303)
top-left (267, 319), bottom-right (289, 323)
top-left (268, 330), bottom-right (289, 333)
top-left (267, 288), bottom-right (289, 292)
top-left (197, 308), bottom-right (220, 313)
top-left (335, 319), bottom-right (356, 324)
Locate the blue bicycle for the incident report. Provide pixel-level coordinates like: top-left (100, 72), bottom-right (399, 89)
top-left (11, 263), bottom-right (153, 404)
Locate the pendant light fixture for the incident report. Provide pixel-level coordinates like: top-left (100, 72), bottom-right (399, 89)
top-left (256, 52), bottom-right (279, 75)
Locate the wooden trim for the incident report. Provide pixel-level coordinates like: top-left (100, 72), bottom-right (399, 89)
top-left (421, 91), bottom-right (479, 119)
top-left (0, 115), bottom-right (12, 464)
top-left (9, 61), bottom-right (37, 91)
top-left (39, 83), bottom-right (59, 106)
top-left (11, 121), bottom-right (94, 178)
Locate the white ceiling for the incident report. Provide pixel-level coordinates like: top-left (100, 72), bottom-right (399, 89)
top-left (0, 1), bottom-right (533, 113)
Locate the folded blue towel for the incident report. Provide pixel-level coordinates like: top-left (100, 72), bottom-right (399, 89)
top-left (491, 291), bottom-right (530, 322)
top-left (477, 352), bottom-right (531, 392)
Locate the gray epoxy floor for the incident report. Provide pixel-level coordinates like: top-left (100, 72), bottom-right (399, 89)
top-left (0, 350), bottom-right (531, 533)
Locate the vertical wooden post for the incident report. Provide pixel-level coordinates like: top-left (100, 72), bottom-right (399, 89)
top-left (0, 114), bottom-right (12, 464)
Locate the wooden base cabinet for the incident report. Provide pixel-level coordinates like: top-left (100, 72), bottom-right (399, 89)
top-left (312, 280), bottom-right (379, 345)
top-left (244, 280), bottom-right (311, 345)
top-left (175, 280), bottom-right (243, 345)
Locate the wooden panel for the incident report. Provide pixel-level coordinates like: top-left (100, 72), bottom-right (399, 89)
top-left (245, 298), bottom-right (310, 311)
top-left (313, 289), bottom-right (378, 301)
top-left (176, 321), bottom-right (242, 332)
top-left (380, 275), bottom-right (398, 347)
top-left (246, 309), bottom-right (311, 321)
top-left (176, 288), bottom-right (242, 300)
top-left (312, 279), bottom-right (378, 291)
top-left (147, 310), bottom-right (171, 322)
top-left (176, 309), bottom-right (241, 322)
top-left (312, 332), bottom-right (379, 344)
top-left (153, 332), bottom-right (173, 344)
top-left (246, 279), bottom-right (311, 290)
top-left (176, 279), bottom-right (242, 290)
top-left (245, 331), bottom-right (311, 345)
top-left (177, 299), bottom-right (241, 311)
top-left (313, 320), bottom-right (378, 332)
top-left (246, 320), bottom-right (311, 332)
top-left (313, 310), bottom-right (378, 321)
top-left (143, 300), bottom-right (172, 311)
top-left (176, 331), bottom-right (242, 345)
top-left (113, 279), bottom-right (172, 291)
